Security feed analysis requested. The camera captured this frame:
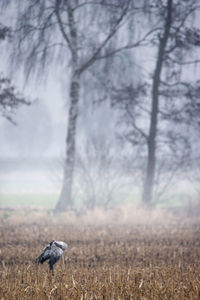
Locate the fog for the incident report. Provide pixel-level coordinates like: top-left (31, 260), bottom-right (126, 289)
top-left (0, 1), bottom-right (200, 216)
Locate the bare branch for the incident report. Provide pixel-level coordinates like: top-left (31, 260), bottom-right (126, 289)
top-left (167, 56), bottom-right (200, 65)
top-left (0, 76), bottom-right (31, 124)
top-left (95, 27), bottom-right (161, 60)
top-left (126, 109), bottom-right (148, 141)
top-left (78, 0), bottom-right (131, 75)
top-left (55, 0), bottom-right (72, 52)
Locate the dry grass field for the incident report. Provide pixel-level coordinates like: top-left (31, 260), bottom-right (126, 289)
top-left (0, 208), bottom-right (200, 299)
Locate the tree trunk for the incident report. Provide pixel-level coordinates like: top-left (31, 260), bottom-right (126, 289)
top-left (55, 0), bottom-right (80, 212)
top-left (55, 73), bottom-right (80, 211)
top-left (142, 0), bottom-right (172, 204)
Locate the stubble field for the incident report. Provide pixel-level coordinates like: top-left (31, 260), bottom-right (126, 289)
top-left (0, 209), bottom-right (200, 299)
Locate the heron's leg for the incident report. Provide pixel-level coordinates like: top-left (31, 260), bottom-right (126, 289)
top-left (49, 260), bottom-right (54, 272)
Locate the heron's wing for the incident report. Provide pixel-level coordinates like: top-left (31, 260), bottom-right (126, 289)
top-left (37, 245), bottom-right (52, 264)
top-left (52, 245), bottom-right (63, 257)
top-left (42, 242), bottom-right (52, 251)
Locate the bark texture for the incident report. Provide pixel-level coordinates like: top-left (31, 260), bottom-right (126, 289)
top-left (55, 74), bottom-right (80, 211)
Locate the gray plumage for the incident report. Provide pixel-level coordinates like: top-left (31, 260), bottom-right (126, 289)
top-left (37, 240), bottom-right (68, 271)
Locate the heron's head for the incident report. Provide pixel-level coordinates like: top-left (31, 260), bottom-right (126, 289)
top-left (49, 240), bottom-right (56, 246)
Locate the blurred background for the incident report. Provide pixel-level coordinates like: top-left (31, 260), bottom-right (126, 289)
top-left (0, 0), bottom-right (200, 213)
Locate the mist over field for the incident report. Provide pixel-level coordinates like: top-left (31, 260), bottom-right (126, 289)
top-left (0, 1), bottom-right (200, 298)
top-left (0, 0), bottom-right (200, 214)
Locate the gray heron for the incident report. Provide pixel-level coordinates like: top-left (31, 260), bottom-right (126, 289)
top-left (37, 240), bottom-right (68, 271)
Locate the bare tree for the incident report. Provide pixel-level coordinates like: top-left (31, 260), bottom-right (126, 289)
top-left (55, 0), bottom-right (133, 211)
top-left (7, 0), bottom-right (142, 211)
top-left (110, 0), bottom-right (200, 205)
top-left (143, 0), bottom-right (200, 204)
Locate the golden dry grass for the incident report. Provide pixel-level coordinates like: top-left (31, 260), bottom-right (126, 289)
top-left (0, 209), bottom-right (200, 299)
